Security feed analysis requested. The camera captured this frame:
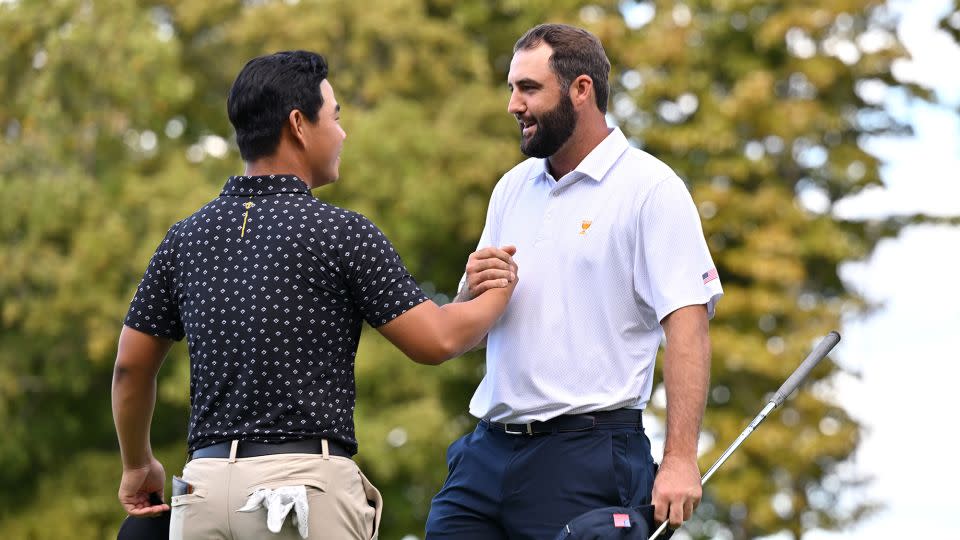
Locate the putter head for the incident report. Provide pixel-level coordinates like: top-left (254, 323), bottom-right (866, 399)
top-left (553, 504), bottom-right (672, 540)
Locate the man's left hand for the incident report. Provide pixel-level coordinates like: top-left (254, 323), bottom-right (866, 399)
top-left (118, 457), bottom-right (170, 517)
top-left (651, 454), bottom-right (702, 528)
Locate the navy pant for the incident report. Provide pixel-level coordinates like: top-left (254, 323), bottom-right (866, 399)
top-left (425, 419), bottom-right (657, 540)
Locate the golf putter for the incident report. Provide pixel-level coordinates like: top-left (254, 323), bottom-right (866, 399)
top-left (648, 331), bottom-right (841, 540)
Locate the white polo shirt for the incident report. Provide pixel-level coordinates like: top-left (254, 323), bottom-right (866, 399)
top-left (467, 127), bottom-right (723, 423)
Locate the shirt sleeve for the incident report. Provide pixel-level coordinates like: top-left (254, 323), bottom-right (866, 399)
top-left (634, 176), bottom-right (723, 322)
top-left (338, 213), bottom-right (429, 327)
top-left (124, 222), bottom-right (186, 340)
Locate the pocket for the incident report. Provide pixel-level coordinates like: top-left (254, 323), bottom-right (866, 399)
top-left (611, 432), bottom-right (632, 506)
top-left (445, 433), bottom-right (467, 472)
top-left (170, 488), bottom-right (207, 507)
top-left (169, 488), bottom-right (208, 540)
top-left (245, 477), bottom-right (327, 496)
top-left (173, 462), bottom-right (211, 506)
top-left (356, 469), bottom-right (382, 540)
top-left (611, 430), bottom-right (657, 507)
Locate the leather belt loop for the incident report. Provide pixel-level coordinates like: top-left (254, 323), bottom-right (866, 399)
top-left (229, 440), bottom-right (239, 463)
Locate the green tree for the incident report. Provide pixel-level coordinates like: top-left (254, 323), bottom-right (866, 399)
top-left (1, 1), bottom-right (956, 538)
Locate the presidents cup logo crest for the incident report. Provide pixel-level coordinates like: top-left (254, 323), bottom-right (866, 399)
top-left (240, 200), bottom-right (256, 238)
top-left (579, 220), bottom-right (592, 235)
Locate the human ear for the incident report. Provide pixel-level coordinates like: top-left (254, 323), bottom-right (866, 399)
top-left (570, 75), bottom-right (594, 108)
top-left (288, 109), bottom-right (308, 146)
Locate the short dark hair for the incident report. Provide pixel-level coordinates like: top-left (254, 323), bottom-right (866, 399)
top-left (514, 24), bottom-right (611, 113)
top-left (227, 50), bottom-right (329, 162)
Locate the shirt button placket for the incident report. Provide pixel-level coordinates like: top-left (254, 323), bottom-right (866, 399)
top-left (535, 190), bottom-right (559, 245)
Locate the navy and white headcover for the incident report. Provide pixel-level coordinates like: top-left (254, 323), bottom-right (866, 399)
top-left (554, 505), bottom-right (672, 540)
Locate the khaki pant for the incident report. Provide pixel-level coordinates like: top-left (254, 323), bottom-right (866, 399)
top-left (169, 446), bottom-right (382, 540)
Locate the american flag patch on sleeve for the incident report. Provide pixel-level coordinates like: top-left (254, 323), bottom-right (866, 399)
top-left (702, 268), bottom-right (718, 284)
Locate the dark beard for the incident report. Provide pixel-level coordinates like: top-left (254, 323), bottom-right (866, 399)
top-left (520, 94), bottom-right (577, 158)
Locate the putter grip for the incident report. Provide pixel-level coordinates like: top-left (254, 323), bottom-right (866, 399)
top-left (770, 331), bottom-right (840, 407)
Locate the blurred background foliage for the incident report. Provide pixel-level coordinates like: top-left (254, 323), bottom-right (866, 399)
top-left (1, 0), bottom-right (958, 538)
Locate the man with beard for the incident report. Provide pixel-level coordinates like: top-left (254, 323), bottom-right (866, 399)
top-left (425, 24), bottom-right (723, 539)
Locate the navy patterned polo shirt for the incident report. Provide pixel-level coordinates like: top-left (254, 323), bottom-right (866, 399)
top-left (124, 174), bottom-right (429, 454)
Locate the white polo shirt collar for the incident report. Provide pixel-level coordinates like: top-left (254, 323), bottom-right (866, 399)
top-left (525, 128), bottom-right (630, 187)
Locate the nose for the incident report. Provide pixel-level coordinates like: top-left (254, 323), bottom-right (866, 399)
top-left (507, 89), bottom-right (524, 116)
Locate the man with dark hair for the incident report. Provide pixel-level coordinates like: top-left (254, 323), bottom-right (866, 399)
top-left (112, 50), bottom-right (518, 540)
top-left (426, 24), bottom-right (723, 539)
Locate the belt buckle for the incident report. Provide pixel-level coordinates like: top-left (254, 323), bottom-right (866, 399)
top-left (503, 422), bottom-right (534, 436)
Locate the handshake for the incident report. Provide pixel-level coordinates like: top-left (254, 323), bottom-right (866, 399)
top-left (458, 245), bottom-right (519, 301)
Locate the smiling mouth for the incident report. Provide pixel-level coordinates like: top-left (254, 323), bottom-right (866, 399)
top-left (519, 119), bottom-right (537, 137)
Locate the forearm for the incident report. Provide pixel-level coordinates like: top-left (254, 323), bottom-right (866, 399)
top-left (662, 308), bottom-right (711, 460)
top-left (113, 366), bottom-right (158, 468)
top-left (378, 287), bottom-right (511, 364)
top-left (451, 282), bottom-right (489, 350)
top-left (438, 287), bottom-right (510, 353)
top-left (112, 326), bottom-right (170, 468)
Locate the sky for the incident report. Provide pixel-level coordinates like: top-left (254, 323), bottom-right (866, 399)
top-left (798, 0), bottom-right (960, 538)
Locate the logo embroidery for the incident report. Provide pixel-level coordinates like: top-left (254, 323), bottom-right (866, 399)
top-left (613, 513), bottom-right (631, 528)
top-left (240, 201), bottom-right (256, 238)
top-left (702, 267), bottom-right (719, 284)
top-left (579, 220), bottom-right (593, 235)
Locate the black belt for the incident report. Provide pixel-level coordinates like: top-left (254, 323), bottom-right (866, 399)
top-left (190, 439), bottom-right (352, 460)
top-left (482, 408), bottom-right (643, 436)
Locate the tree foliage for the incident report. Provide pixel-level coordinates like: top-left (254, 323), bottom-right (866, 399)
top-left (1, 0), bottom-right (954, 538)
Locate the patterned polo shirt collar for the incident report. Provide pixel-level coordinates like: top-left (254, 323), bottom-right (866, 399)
top-left (220, 174), bottom-right (311, 196)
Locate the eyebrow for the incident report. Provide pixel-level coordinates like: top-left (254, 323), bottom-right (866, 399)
top-left (507, 78), bottom-right (543, 90)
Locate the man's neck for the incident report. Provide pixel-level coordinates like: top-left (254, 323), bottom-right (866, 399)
top-left (546, 119), bottom-right (611, 180)
top-left (243, 156), bottom-right (314, 188)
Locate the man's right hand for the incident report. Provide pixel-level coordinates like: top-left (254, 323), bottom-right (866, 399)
top-left (118, 456), bottom-right (170, 517)
top-left (458, 245), bottom-right (518, 301)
